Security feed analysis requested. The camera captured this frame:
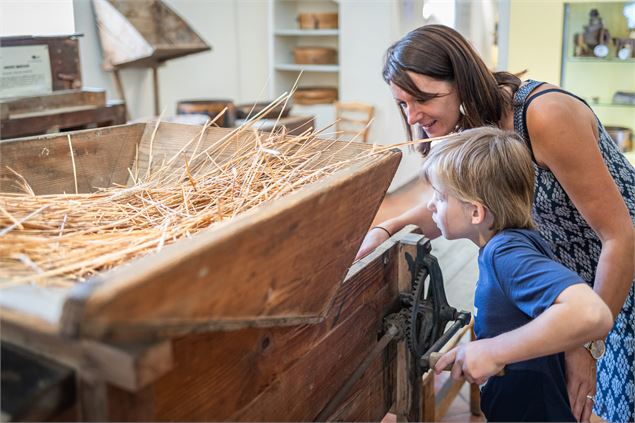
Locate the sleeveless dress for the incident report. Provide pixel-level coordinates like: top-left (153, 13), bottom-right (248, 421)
top-left (513, 80), bottom-right (635, 422)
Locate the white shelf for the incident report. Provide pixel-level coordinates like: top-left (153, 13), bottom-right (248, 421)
top-left (274, 29), bottom-right (339, 36)
top-left (275, 64), bottom-right (339, 72)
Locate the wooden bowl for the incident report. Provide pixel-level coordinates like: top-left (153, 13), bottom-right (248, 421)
top-left (293, 47), bottom-right (337, 65)
top-left (176, 99), bottom-right (236, 127)
top-left (235, 102), bottom-right (292, 119)
top-left (293, 87), bottom-right (338, 105)
top-left (297, 12), bottom-right (338, 29)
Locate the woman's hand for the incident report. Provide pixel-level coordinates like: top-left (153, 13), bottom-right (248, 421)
top-left (433, 340), bottom-right (504, 385)
top-left (565, 347), bottom-right (596, 423)
top-left (354, 227), bottom-right (390, 261)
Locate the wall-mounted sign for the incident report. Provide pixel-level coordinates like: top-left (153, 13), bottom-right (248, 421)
top-left (0, 45), bottom-right (52, 99)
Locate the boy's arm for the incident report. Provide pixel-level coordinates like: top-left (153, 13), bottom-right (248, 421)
top-left (434, 283), bottom-right (612, 385)
top-left (355, 186), bottom-right (442, 260)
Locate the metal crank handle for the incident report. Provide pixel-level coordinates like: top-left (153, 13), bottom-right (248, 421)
top-left (428, 352), bottom-right (506, 376)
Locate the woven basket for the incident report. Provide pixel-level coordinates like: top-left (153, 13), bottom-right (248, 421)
top-left (293, 47), bottom-right (337, 65)
top-left (293, 87), bottom-right (338, 105)
top-left (297, 12), bottom-right (338, 29)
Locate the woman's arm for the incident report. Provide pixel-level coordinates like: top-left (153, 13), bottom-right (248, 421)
top-left (524, 91), bottom-right (633, 422)
top-left (525, 92), bottom-right (634, 316)
top-left (355, 185), bottom-right (442, 260)
top-left (434, 283), bottom-right (613, 384)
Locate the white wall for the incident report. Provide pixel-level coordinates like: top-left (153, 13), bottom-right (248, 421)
top-left (74, 0), bottom-right (270, 119)
top-left (0, 0), bottom-right (75, 36)
top-left (73, 0), bottom-right (497, 192)
top-left (339, 0), bottom-right (426, 191)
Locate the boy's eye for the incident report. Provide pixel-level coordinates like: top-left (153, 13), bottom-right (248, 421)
top-left (398, 102), bottom-right (406, 109)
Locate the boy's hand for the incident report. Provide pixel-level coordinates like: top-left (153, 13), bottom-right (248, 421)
top-left (433, 340), bottom-right (505, 385)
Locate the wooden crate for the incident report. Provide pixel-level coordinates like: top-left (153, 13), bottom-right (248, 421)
top-left (0, 122), bottom-right (406, 420)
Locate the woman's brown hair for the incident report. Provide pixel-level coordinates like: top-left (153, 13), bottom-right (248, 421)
top-left (383, 24), bottom-right (521, 155)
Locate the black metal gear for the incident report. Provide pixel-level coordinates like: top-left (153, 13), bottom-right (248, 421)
top-left (405, 240), bottom-right (459, 359)
top-left (406, 266), bottom-right (434, 357)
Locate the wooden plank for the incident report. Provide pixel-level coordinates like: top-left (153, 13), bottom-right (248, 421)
top-left (1, 309), bottom-right (173, 391)
top-left (0, 122), bottom-right (142, 194)
top-left (1, 89), bottom-right (106, 116)
top-left (57, 131), bottom-right (400, 340)
top-left (127, 236), bottom-right (400, 421)
top-left (394, 229), bottom-right (424, 422)
top-left (0, 102), bottom-right (127, 139)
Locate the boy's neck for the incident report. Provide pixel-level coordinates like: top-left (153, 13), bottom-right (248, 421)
top-left (471, 222), bottom-right (495, 248)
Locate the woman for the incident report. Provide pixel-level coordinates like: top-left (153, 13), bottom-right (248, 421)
top-left (357, 24), bottom-right (635, 422)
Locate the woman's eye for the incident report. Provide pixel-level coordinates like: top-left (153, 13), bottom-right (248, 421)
top-left (398, 102), bottom-right (406, 109)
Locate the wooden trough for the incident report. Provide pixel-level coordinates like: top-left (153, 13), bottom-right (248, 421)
top-left (0, 121), bottom-right (425, 421)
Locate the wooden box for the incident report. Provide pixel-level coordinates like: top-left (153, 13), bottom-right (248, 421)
top-left (0, 122), bottom-right (404, 421)
top-left (293, 46), bottom-right (338, 65)
top-left (297, 13), bottom-right (338, 29)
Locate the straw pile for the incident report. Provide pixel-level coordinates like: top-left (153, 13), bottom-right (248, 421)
top-left (0, 94), bottom-right (386, 288)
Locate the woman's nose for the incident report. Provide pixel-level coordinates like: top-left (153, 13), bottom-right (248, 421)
top-left (426, 198), bottom-right (435, 212)
top-left (405, 104), bottom-right (420, 126)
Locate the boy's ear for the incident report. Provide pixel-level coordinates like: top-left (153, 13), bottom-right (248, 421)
top-left (470, 202), bottom-right (487, 224)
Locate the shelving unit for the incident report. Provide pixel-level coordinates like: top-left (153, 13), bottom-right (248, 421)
top-left (561, 2), bottom-right (635, 132)
top-left (269, 0), bottom-right (340, 130)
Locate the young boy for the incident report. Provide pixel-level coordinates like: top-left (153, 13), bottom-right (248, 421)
top-left (424, 127), bottom-right (613, 422)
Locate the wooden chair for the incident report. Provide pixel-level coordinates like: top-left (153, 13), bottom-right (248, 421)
top-left (335, 101), bottom-right (375, 142)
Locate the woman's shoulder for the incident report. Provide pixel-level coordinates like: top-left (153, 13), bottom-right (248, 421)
top-left (522, 82), bottom-right (592, 122)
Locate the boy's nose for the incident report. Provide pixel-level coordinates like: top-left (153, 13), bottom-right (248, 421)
top-left (426, 199), bottom-right (435, 211)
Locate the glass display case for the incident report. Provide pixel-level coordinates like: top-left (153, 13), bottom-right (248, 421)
top-left (561, 1), bottom-right (634, 158)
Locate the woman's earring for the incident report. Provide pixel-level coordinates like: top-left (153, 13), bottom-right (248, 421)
top-left (459, 103), bottom-right (466, 115)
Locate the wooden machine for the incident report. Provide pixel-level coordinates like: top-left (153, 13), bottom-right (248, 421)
top-left (0, 35), bottom-right (126, 139)
top-left (0, 122), bottom-right (475, 421)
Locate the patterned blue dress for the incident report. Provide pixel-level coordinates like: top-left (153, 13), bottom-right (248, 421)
top-left (513, 80), bottom-right (635, 422)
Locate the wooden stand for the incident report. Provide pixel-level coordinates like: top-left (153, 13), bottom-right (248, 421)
top-left (0, 89), bottom-right (126, 140)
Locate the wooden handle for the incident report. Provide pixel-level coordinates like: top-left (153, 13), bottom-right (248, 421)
top-left (429, 352), bottom-right (506, 376)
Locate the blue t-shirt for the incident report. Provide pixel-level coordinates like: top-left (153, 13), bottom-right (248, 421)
top-left (474, 229), bottom-right (584, 422)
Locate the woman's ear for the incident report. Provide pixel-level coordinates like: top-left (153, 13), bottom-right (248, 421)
top-left (470, 202), bottom-right (487, 225)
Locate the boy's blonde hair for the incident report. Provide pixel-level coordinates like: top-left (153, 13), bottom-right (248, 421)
top-left (421, 127), bottom-right (535, 233)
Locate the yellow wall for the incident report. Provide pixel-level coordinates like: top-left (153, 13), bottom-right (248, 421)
top-left (507, 0), bottom-right (566, 82)
top-left (507, 0), bottom-right (627, 82)
top-left (507, 0), bottom-right (635, 131)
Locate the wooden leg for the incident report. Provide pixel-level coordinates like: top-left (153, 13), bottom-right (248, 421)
top-left (421, 371), bottom-right (435, 422)
top-left (77, 375), bottom-right (109, 421)
top-left (112, 69), bottom-right (130, 121)
top-left (151, 64), bottom-right (160, 117)
top-left (469, 326), bottom-right (482, 416)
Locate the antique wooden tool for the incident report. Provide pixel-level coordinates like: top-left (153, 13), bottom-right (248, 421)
top-left (316, 237), bottom-right (472, 420)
